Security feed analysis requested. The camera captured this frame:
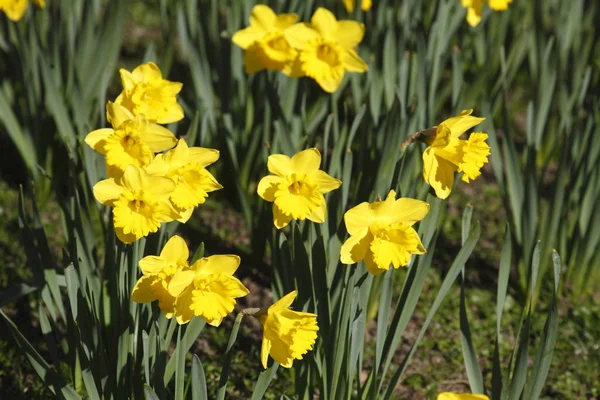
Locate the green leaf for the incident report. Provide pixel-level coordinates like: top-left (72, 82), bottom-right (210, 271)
top-left (191, 355), bottom-right (208, 400)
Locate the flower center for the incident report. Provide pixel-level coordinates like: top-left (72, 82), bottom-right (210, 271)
top-left (316, 42), bottom-right (341, 67)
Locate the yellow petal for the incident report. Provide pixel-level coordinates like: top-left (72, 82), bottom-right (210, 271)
top-left (315, 71), bottom-right (345, 93)
top-left (119, 165), bottom-right (144, 191)
top-left (243, 47), bottom-right (265, 74)
top-left (310, 8), bottom-right (338, 40)
top-left (269, 290), bottom-right (298, 314)
top-left (174, 287), bottom-right (196, 324)
top-left (194, 254), bottom-right (241, 276)
top-left (390, 198), bottom-right (430, 226)
top-left (437, 393), bottom-right (490, 400)
top-left (106, 101), bottom-right (133, 128)
top-left (250, 4), bottom-right (277, 30)
top-left (267, 154), bottom-right (293, 177)
top-left (132, 62), bottom-right (162, 82)
top-left (114, 226), bottom-right (139, 244)
top-left (340, 229), bottom-right (371, 264)
top-left (160, 235), bottom-right (189, 263)
top-left (344, 202), bottom-right (372, 235)
top-left (441, 110), bottom-right (485, 139)
top-left (168, 270), bottom-right (196, 297)
top-left (343, 0), bottom-right (355, 12)
top-left (176, 207), bottom-right (194, 224)
top-left (261, 336), bottom-right (272, 368)
top-left (146, 175), bottom-right (176, 199)
top-left (131, 276), bottom-right (159, 303)
top-left (273, 204), bottom-right (293, 229)
top-left (188, 147), bottom-right (220, 167)
top-left (145, 124), bottom-right (178, 153)
top-left (274, 14), bottom-right (299, 30)
top-left (85, 128), bottom-right (113, 153)
top-left (257, 175), bottom-right (282, 202)
top-left (489, 0), bottom-right (511, 11)
top-left (145, 154), bottom-right (170, 177)
top-left (291, 148), bottom-right (321, 174)
top-left (343, 48), bottom-right (369, 73)
top-left (284, 23), bottom-right (321, 49)
top-left (93, 178), bottom-right (123, 206)
top-left (362, 0), bottom-right (373, 11)
top-left (232, 27), bottom-right (265, 50)
top-left (423, 148), bottom-right (456, 200)
top-left (2, 0), bottom-right (28, 21)
top-left (335, 21), bottom-right (365, 49)
top-left (307, 200), bottom-right (326, 224)
top-left (138, 256), bottom-right (167, 275)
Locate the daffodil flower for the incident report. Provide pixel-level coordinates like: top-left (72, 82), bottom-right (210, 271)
top-left (85, 102), bottom-right (177, 174)
top-left (285, 8), bottom-right (368, 93)
top-left (232, 5), bottom-right (300, 76)
top-left (341, 190), bottom-right (429, 275)
top-left (343, 0), bottom-right (373, 12)
top-left (93, 164), bottom-right (180, 244)
top-left (146, 139), bottom-right (222, 223)
top-left (461, 0), bottom-right (512, 27)
top-left (437, 393), bottom-right (490, 400)
top-left (257, 290), bottom-right (318, 368)
top-left (115, 62), bottom-right (184, 124)
top-left (131, 235), bottom-right (190, 318)
top-left (0, 0), bottom-right (44, 22)
top-left (257, 148), bottom-right (341, 229)
top-left (421, 109), bottom-right (491, 199)
top-left (168, 255), bottom-right (249, 326)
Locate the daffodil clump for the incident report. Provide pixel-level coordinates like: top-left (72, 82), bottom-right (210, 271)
top-left (257, 148), bottom-right (341, 229)
top-left (409, 110), bottom-right (491, 199)
top-left (132, 236), bottom-right (249, 326)
top-left (461, 0), bottom-right (512, 27)
top-left (86, 62), bottom-right (222, 243)
top-left (232, 5), bottom-right (368, 93)
top-left (340, 190), bottom-right (430, 275)
top-left (0, 0), bottom-right (44, 21)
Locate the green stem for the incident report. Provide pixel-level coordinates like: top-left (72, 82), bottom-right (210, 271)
top-left (216, 313), bottom-right (245, 400)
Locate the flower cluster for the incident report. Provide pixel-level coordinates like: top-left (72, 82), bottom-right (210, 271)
top-left (461, 0), bottom-right (512, 27)
top-left (232, 5), bottom-right (368, 93)
top-left (0, 0), bottom-right (44, 21)
top-left (86, 62), bottom-right (222, 243)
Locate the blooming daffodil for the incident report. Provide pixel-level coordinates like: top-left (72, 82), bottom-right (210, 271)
top-left (341, 190), bottom-right (429, 275)
top-left (257, 148), bottom-right (341, 229)
top-left (461, 0), bottom-right (512, 27)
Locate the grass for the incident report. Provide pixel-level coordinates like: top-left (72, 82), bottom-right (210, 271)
top-left (1, 177), bottom-right (599, 399)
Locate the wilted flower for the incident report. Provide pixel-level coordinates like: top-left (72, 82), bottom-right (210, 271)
top-left (146, 139), bottom-right (222, 223)
top-left (257, 290), bottom-right (318, 368)
top-left (343, 0), bottom-right (373, 12)
top-left (341, 190), bottom-right (429, 275)
top-left (285, 8), bottom-right (368, 93)
top-left (232, 5), bottom-right (300, 75)
top-left (257, 148), bottom-right (341, 229)
top-left (168, 255), bottom-right (249, 325)
top-left (461, 0), bottom-right (512, 27)
top-left (93, 165), bottom-right (180, 243)
top-left (420, 109), bottom-right (490, 199)
top-left (115, 62), bottom-right (184, 124)
top-left (131, 235), bottom-right (190, 318)
top-left (85, 102), bottom-right (177, 174)
top-left (437, 393), bottom-right (490, 400)
top-left (0, 0), bottom-right (44, 22)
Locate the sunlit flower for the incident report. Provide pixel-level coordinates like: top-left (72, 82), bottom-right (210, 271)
top-left (232, 5), bottom-right (300, 76)
top-left (0, 0), bottom-right (43, 21)
top-left (168, 255), bottom-right (249, 326)
top-left (85, 102), bottom-right (177, 174)
top-left (285, 8), bottom-right (368, 93)
top-left (146, 139), bottom-right (222, 223)
top-left (93, 164), bottom-right (180, 244)
top-left (420, 109), bottom-right (490, 199)
top-left (437, 393), bottom-right (490, 400)
top-left (257, 290), bottom-right (318, 368)
top-left (115, 62), bottom-right (184, 124)
top-left (257, 148), bottom-right (341, 229)
top-left (343, 0), bottom-right (373, 12)
top-left (461, 0), bottom-right (512, 27)
top-left (340, 190), bottom-right (429, 275)
top-left (131, 235), bottom-right (190, 318)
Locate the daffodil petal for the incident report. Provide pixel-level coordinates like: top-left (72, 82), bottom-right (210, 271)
top-left (310, 7), bottom-right (338, 40)
top-left (85, 128), bottom-right (113, 152)
top-left (261, 336), bottom-right (272, 368)
top-left (257, 175), bottom-right (282, 202)
top-left (267, 154), bottom-right (293, 176)
top-left (145, 124), bottom-right (178, 153)
top-left (160, 236), bottom-right (189, 263)
top-left (93, 178), bottom-right (124, 206)
top-left (311, 170), bottom-right (342, 193)
top-left (168, 270), bottom-right (196, 297)
top-left (194, 254), bottom-right (241, 275)
top-left (307, 200), bottom-right (326, 224)
top-left (344, 202), bottom-right (372, 235)
top-left (340, 229), bottom-right (371, 264)
top-left (390, 199), bottom-right (430, 226)
top-left (292, 148), bottom-right (321, 174)
top-left (132, 61), bottom-right (162, 81)
top-left (423, 148), bottom-right (456, 199)
top-left (232, 27), bottom-right (265, 49)
top-left (106, 101), bottom-right (134, 128)
top-left (343, 48), bottom-right (369, 73)
top-left (335, 21), bottom-right (365, 48)
top-left (138, 255), bottom-right (167, 275)
top-left (284, 23), bottom-right (320, 49)
top-left (269, 290), bottom-right (297, 314)
top-left (188, 147), bottom-right (220, 167)
top-left (131, 275), bottom-right (160, 303)
top-left (250, 4), bottom-right (277, 30)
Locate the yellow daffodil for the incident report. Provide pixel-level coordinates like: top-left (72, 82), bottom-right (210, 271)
top-left (85, 102), bottom-right (178, 174)
top-left (115, 62), bottom-right (184, 124)
top-left (232, 5), bottom-right (300, 76)
top-left (0, 0), bottom-right (43, 21)
top-left (341, 190), bottom-right (429, 275)
top-left (257, 148), bottom-right (341, 229)
top-left (343, 0), bottom-right (373, 12)
top-left (131, 235), bottom-right (190, 318)
top-left (146, 139), bottom-right (222, 223)
top-left (461, 0), bottom-right (512, 27)
top-left (257, 290), bottom-right (318, 368)
top-left (420, 109), bottom-right (490, 199)
top-left (93, 165), bottom-right (180, 244)
top-left (168, 255), bottom-right (249, 326)
top-left (285, 8), bottom-right (368, 93)
top-left (437, 393), bottom-right (490, 400)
